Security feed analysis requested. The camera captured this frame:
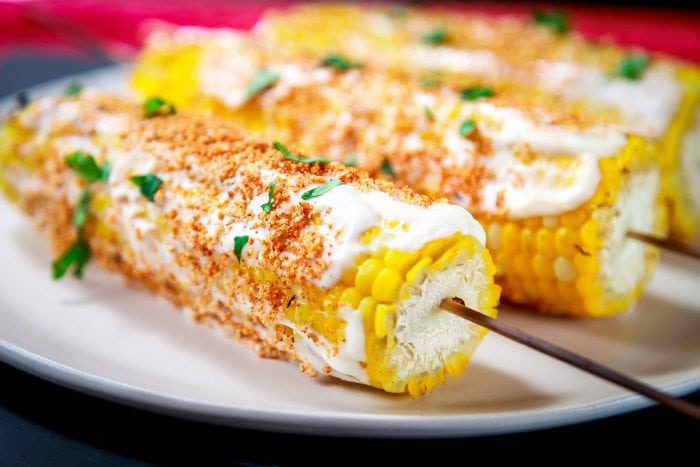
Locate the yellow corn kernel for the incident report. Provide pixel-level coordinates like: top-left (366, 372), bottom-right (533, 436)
top-left (483, 248), bottom-right (497, 276)
top-left (339, 287), bottom-right (362, 308)
top-left (444, 352), bottom-right (469, 378)
top-left (359, 225), bottom-right (380, 245)
top-left (554, 256), bottom-right (577, 282)
top-left (371, 268), bottom-right (403, 303)
top-left (524, 218), bottom-right (540, 230)
top-left (355, 258), bottom-right (383, 295)
top-left (405, 257), bottom-right (432, 284)
top-left (341, 265), bottom-right (358, 286)
top-left (520, 228), bottom-right (535, 254)
top-left (580, 220), bottom-right (599, 247)
top-left (501, 223), bottom-right (520, 253)
top-left (554, 227), bottom-right (578, 257)
top-left (294, 304), bottom-right (314, 325)
top-left (383, 249), bottom-right (419, 274)
top-left (512, 254), bottom-right (531, 278)
top-left (424, 370), bottom-right (446, 392)
top-left (374, 304), bottom-right (395, 338)
top-left (421, 237), bottom-right (448, 259)
top-left (573, 252), bottom-right (597, 275)
top-left (357, 296), bottom-right (377, 331)
top-left (561, 209), bottom-right (586, 228)
top-left (532, 253), bottom-right (554, 280)
top-left (381, 378), bottom-right (407, 394)
top-left (323, 316), bottom-right (339, 342)
top-left (487, 223), bottom-right (502, 250)
top-left (535, 228), bottom-right (555, 258)
top-left (407, 374), bottom-right (427, 398)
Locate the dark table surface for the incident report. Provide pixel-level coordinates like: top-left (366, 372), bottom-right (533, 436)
top-left (0, 52), bottom-right (698, 465)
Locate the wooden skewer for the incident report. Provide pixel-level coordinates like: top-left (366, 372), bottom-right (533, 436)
top-left (627, 230), bottom-right (700, 260)
top-left (440, 298), bottom-right (700, 421)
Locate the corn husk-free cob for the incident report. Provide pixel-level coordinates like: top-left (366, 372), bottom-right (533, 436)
top-left (0, 93), bottom-right (500, 396)
top-left (131, 27), bottom-right (665, 317)
top-left (256, 3), bottom-right (700, 243)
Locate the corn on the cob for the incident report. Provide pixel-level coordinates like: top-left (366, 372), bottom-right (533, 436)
top-left (0, 93), bottom-right (500, 396)
top-left (131, 27), bottom-right (665, 317)
top-left (256, 3), bottom-right (700, 243)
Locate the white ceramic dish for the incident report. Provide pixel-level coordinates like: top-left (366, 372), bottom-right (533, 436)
top-left (1, 67), bottom-right (699, 437)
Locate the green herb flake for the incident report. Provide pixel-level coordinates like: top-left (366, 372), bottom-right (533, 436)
top-left (424, 106), bottom-right (435, 121)
top-left (143, 97), bottom-right (176, 118)
top-left (273, 141), bottom-right (330, 164)
top-left (65, 151), bottom-right (110, 183)
top-left (301, 178), bottom-right (343, 200)
top-left (260, 181), bottom-right (277, 213)
top-left (130, 174), bottom-right (163, 202)
top-left (233, 235), bottom-right (250, 262)
top-left (52, 235), bottom-right (91, 279)
top-left (381, 159), bottom-right (396, 178)
top-left (72, 191), bottom-right (92, 228)
top-left (421, 27), bottom-right (448, 45)
top-left (459, 119), bottom-right (476, 138)
top-left (320, 54), bottom-right (360, 71)
top-left (616, 54), bottom-right (650, 80)
top-left (64, 81), bottom-right (83, 97)
top-left (532, 10), bottom-right (570, 34)
top-left (246, 69), bottom-right (280, 99)
top-left (344, 154), bottom-right (358, 167)
top-left (460, 86), bottom-right (494, 101)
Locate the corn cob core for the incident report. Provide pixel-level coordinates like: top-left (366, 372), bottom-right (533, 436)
top-left (0, 94), bottom-right (499, 396)
top-left (131, 29), bottom-right (664, 317)
top-left (256, 3), bottom-right (700, 243)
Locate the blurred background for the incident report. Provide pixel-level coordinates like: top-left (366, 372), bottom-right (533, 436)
top-left (0, 1), bottom-right (699, 464)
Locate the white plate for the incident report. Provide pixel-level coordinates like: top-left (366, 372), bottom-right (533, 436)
top-left (1, 67), bottom-right (699, 438)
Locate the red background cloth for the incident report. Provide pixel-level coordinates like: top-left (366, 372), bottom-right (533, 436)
top-left (1, 1), bottom-right (699, 62)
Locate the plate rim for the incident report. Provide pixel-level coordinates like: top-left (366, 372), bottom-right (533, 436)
top-left (1, 65), bottom-right (699, 438)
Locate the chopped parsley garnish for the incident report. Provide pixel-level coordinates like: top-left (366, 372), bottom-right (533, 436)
top-left (233, 235), bottom-right (249, 262)
top-left (273, 141), bottom-right (330, 164)
top-left (320, 54), bottom-right (361, 71)
top-left (64, 81), bottom-right (83, 97)
top-left (65, 150), bottom-right (111, 183)
top-left (532, 9), bottom-right (570, 34)
top-left (459, 119), bottom-right (476, 137)
top-left (460, 86), bottom-right (494, 101)
top-left (616, 54), bottom-right (650, 80)
top-left (143, 97), bottom-right (176, 118)
top-left (421, 27), bottom-right (448, 45)
top-left (301, 178), bottom-right (343, 200)
top-left (72, 191), bottom-right (91, 228)
top-left (260, 181), bottom-right (277, 213)
top-left (130, 174), bottom-right (163, 202)
top-left (344, 154), bottom-right (358, 167)
top-left (52, 235), bottom-right (91, 279)
top-left (424, 106), bottom-right (436, 121)
top-left (381, 159), bottom-right (396, 178)
top-left (246, 69), bottom-right (280, 99)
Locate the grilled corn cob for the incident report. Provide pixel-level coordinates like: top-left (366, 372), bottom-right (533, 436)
top-left (256, 3), bottom-right (700, 243)
top-left (0, 93), bottom-right (500, 396)
top-left (131, 27), bottom-right (665, 317)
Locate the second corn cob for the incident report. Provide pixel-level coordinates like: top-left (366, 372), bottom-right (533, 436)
top-left (131, 27), bottom-right (665, 317)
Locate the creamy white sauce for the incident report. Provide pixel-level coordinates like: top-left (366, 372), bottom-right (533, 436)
top-left (307, 184), bottom-right (485, 287)
top-left (536, 61), bottom-right (681, 138)
top-left (407, 45), bottom-right (503, 77)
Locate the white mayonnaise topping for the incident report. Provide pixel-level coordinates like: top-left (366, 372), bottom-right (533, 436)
top-left (406, 45), bottom-right (503, 77)
top-left (307, 184), bottom-right (485, 288)
top-left (536, 61), bottom-right (681, 138)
